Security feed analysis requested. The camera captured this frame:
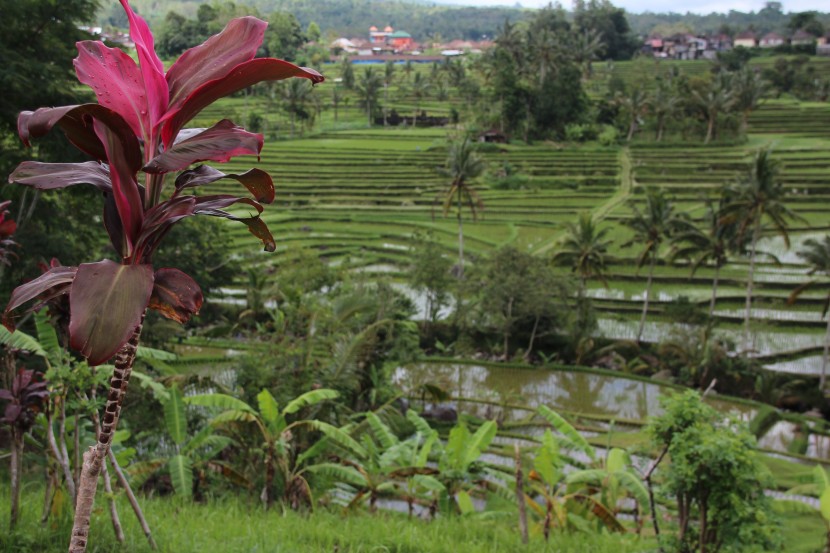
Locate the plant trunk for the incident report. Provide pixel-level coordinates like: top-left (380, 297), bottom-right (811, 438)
top-left (107, 448), bottom-right (157, 549)
top-left (638, 255), bottom-right (657, 343)
top-left (383, 84), bottom-right (388, 127)
top-left (457, 187), bottom-right (464, 278)
top-left (709, 264), bottom-right (721, 320)
top-left (41, 469), bottom-right (55, 525)
top-left (504, 297), bottom-right (513, 359)
top-left (69, 321), bottom-right (143, 553)
top-left (47, 410), bottom-right (77, 505)
top-left (74, 412), bottom-right (81, 489)
top-left (263, 448), bottom-right (275, 509)
top-left (526, 314), bottom-right (541, 362)
top-left (656, 116), bottom-right (664, 142)
top-left (821, 308), bottom-right (830, 390)
top-left (101, 460), bottom-right (124, 543)
top-left (514, 444), bottom-right (529, 545)
top-left (627, 118), bottom-right (636, 142)
top-left (744, 218), bottom-right (761, 352)
top-left (704, 113), bottom-right (715, 144)
top-left (10, 428), bottom-right (22, 529)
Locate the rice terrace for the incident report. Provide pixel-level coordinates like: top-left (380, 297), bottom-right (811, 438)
top-left (3, 0), bottom-right (830, 551)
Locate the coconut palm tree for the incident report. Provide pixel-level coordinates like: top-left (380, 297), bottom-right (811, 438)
top-left (623, 188), bottom-right (682, 343)
top-left (437, 136), bottom-right (485, 277)
top-left (383, 60), bottom-right (395, 127)
top-left (789, 234), bottom-right (830, 388)
top-left (692, 74), bottom-right (734, 144)
top-left (721, 149), bottom-right (799, 351)
top-left (669, 199), bottom-right (740, 319)
top-left (651, 82), bottom-right (680, 142)
top-left (281, 78), bottom-right (313, 138)
top-left (616, 87), bottom-right (650, 142)
top-left (356, 67), bottom-right (383, 127)
top-left (552, 212), bottom-right (613, 297)
top-left (410, 72), bottom-right (432, 126)
top-left (733, 66), bottom-right (768, 135)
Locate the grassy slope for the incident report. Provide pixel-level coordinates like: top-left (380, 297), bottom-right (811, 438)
top-left (0, 483), bottom-right (652, 553)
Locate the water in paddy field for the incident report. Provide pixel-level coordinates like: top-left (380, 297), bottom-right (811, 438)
top-left (392, 362), bottom-right (757, 424)
top-left (394, 361), bottom-right (830, 461)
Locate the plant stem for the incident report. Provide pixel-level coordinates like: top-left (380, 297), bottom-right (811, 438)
top-left (9, 428), bottom-right (21, 530)
top-left (107, 448), bottom-right (157, 550)
top-left (68, 321), bottom-right (143, 553)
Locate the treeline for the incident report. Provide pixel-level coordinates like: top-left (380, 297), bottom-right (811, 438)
top-left (99, 0), bottom-right (532, 41)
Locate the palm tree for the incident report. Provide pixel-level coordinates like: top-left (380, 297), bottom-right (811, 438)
top-left (669, 199), bottom-right (740, 319)
top-left (552, 212), bottom-right (613, 296)
top-left (789, 234), bottom-right (830, 388)
top-left (281, 78), bottom-right (313, 138)
top-left (570, 28), bottom-right (604, 80)
top-left (651, 82), bottom-right (679, 142)
top-left (437, 136), bottom-right (486, 277)
top-left (721, 149), bottom-right (799, 351)
top-left (617, 87), bottom-right (650, 142)
top-left (623, 188), bottom-right (682, 343)
top-left (733, 67), bottom-right (767, 135)
top-left (692, 74), bottom-right (734, 144)
top-left (355, 67), bottom-right (383, 127)
top-left (383, 60), bottom-right (395, 127)
top-left (410, 72), bottom-right (432, 126)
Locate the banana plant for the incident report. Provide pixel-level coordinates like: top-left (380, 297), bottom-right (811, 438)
top-left (127, 386), bottom-right (244, 499)
top-left (523, 405), bottom-right (647, 538)
top-left (565, 447), bottom-right (651, 534)
top-left (185, 387), bottom-right (346, 509)
top-left (0, 1), bottom-right (322, 549)
top-left (309, 411), bottom-right (441, 514)
top-left (785, 465), bottom-right (830, 551)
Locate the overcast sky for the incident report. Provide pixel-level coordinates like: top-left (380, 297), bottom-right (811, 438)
top-left (440, 0), bottom-right (828, 15)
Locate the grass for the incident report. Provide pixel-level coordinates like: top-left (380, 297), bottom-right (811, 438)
top-left (0, 484), bottom-right (653, 553)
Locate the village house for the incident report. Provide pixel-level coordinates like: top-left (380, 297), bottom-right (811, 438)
top-left (790, 29), bottom-right (816, 46)
top-left (734, 31), bottom-right (757, 48)
top-left (759, 32), bottom-right (785, 48)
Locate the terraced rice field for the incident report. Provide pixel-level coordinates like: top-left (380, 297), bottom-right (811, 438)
top-left (194, 57), bottom-right (830, 376)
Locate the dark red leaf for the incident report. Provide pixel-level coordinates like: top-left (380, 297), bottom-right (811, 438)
top-left (192, 196), bottom-right (275, 252)
top-left (17, 105), bottom-right (142, 173)
top-left (68, 260), bottom-right (154, 365)
top-left (149, 268), bottom-right (203, 324)
top-left (103, 193), bottom-right (128, 258)
top-left (143, 120), bottom-right (263, 174)
top-left (166, 17), bottom-right (267, 111)
top-left (74, 41), bottom-right (150, 141)
top-left (118, 0), bottom-right (168, 130)
top-left (3, 266), bottom-right (78, 331)
top-left (9, 161), bottom-right (111, 192)
top-left (0, 390), bottom-right (12, 401)
top-left (175, 165), bottom-right (274, 204)
top-left (159, 59), bottom-right (324, 147)
top-left (93, 120), bottom-right (144, 257)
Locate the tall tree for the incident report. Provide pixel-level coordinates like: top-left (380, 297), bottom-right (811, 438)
top-left (616, 87), bottom-right (650, 142)
top-left (355, 67), bottom-right (383, 127)
top-left (692, 74), bottom-right (734, 144)
top-left (623, 189), bottom-right (682, 342)
top-left (437, 136), bottom-right (485, 278)
top-left (669, 199), bottom-right (740, 319)
top-left (552, 211), bottom-right (613, 296)
top-left (789, 235), bottom-right (830, 389)
top-left (733, 67), bottom-right (768, 135)
top-left (651, 82), bottom-right (679, 142)
top-left (721, 149), bottom-right (798, 351)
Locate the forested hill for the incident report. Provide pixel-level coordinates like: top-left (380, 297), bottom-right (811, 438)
top-left (99, 0), bottom-right (531, 40)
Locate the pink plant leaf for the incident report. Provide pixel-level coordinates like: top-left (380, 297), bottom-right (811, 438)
top-left (93, 120), bottom-right (144, 257)
top-left (118, 0), bottom-right (168, 130)
top-left (3, 266), bottom-right (78, 331)
top-left (9, 161), bottom-right (111, 192)
top-left (175, 165), bottom-right (274, 204)
top-left (149, 268), bottom-right (203, 324)
top-left (103, 192), bottom-right (128, 258)
top-left (166, 17), bottom-right (267, 112)
top-left (134, 196), bottom-right (198, 257)
top-left (143, 120), bottom-right (263, 174)
top-left (68, 260), bottom-right (154, 365)
top-left (17, 105), bottom-right (142, 173)
top-left (74, 41), bottom-right (150, 141)
top-left (192, 195), bottom-right (274, 252)
top-left (159, 59), bottom-right (324, 147)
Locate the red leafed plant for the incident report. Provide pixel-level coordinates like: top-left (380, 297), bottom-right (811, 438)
top-left (1, 1), bottom-right (322, 550)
